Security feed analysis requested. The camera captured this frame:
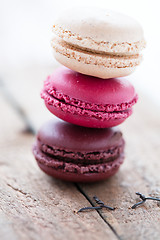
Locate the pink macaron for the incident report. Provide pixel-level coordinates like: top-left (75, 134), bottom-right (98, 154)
top-left (41, 67), bottom-right (138, 128)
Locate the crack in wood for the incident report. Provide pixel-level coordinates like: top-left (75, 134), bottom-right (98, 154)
top-left (75, 183), bottom-right (122, 240)
top-left (6, 183), bottom-right (28, 196)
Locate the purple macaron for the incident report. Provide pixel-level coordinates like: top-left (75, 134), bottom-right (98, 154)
top-left (32, 119), bottom-right (125, 182)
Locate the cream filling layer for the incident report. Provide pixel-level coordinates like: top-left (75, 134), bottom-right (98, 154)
top-left (53, 25), bottom-right (146, 55)
top-left (51, 37), bottom-right (142, 68)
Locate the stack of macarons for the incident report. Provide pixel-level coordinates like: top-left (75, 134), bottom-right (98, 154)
top-left (33, 7), bottom-right (145, 182)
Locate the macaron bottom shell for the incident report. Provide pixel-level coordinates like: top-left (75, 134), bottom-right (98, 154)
top-left (45, 102), bottom-right (133, 128)
top-left (33, 143), bottom-right (124, 183)
top-left (37, 161), bottom-right (122, 182)
top-left (53, 46), bottom-right (137, 79)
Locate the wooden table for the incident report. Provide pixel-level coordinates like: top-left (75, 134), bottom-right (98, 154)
top-left (1, 66), bottom-right (160, 240)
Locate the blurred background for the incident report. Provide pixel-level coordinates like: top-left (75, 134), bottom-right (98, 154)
top-left (0, 0), bottom-right (160, 106)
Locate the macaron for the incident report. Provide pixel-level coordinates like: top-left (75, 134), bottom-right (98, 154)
top-left (41, 67), bottom-right (138, 128)
top-left (32, 119), bottom-right (125, 182)
top-left (51, 7), bottom-right (146, 79)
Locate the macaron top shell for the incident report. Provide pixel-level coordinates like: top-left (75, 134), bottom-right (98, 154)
top-left (38, 119), bottom-right (123, 151)
top-left (44, 67), bottom-right (136, 105)
top-left (53, 7), bottom-right (145, 56)
top-left (54, 7), bottom-right (144, 43)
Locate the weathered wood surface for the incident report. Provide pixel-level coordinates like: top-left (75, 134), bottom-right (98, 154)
top-left (0, 94), bottom-right (116, 240)
top-left (1, 66), bottom-right (160, 240)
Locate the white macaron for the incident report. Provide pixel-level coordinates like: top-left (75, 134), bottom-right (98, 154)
top-left (51, 7), bottom-right (146, 79)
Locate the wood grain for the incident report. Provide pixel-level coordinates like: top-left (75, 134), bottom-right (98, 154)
top-left (79, 96), bottom-right (160, 240)
top-left (0, 93), bottom-right (116, 240)
top-left (1, 65), bottom-right (160, 240)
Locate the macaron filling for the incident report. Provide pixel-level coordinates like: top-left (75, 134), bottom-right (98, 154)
top-left (52, 25), bottom-right (146, 55)
top-left (37, 139), bottom-right (124, 164)
top-left (41, 86), bottom-right (138, 121)
top-left (51, 38), bottom-right (142, 68)
top-left (33, 140), bottom-right (125, 174)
